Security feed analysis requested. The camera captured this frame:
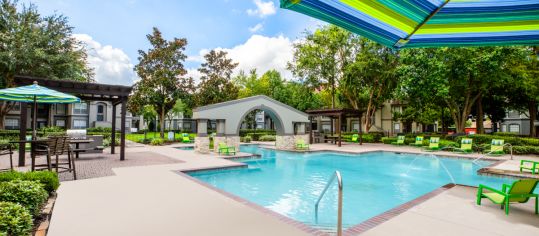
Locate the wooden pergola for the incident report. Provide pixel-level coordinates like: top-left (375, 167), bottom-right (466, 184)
top-left (306, 108), bottom-right (364, 147)
top-left (14, 76), bottom-right (132, 166)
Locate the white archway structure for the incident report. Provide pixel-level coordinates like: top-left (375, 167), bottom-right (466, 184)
top-left (192, 95), bottom-right (310, 153)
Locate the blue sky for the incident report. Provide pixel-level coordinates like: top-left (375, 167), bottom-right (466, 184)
top-left (22, 0), bottom-right (323, 85)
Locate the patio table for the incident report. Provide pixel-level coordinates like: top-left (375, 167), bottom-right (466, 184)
top-left (10, 138), bottom-right (93, 160)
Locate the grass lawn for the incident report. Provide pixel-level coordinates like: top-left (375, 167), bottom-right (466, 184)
top-left (126, 132), bottom-right (195, 143)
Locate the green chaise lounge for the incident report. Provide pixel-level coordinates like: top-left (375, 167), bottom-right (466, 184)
top-left (181, 133), bottom-right (191, 143)
top-left (486, 139), bottom-right (505, 155)
top-left (520, 160), bottom-right (539, 174)
top-left (351, 134), bottom-right (359, 143)
top-left (218, 142), bottom-right (236, 155)
top-left (423, 137), bottom-right (440, 151)
top-left (296, 139), bottom-right (309, 150)
top-left (454, 138), bottom-right (473, 153)
top-left (477, 179), bottom-right (539, 215)
top-left (409, 136), bottom-right (424, 147)
top-left (391, 136), bottom-right (405, 145)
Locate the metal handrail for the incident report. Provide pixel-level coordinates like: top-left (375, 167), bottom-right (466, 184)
top-left (472, 143), bottom-right (514, 163)
top-left (315, 171), bottom-right (343, 236)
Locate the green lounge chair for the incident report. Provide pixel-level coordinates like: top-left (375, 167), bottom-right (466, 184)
top-left (351, 134), bottom-right (359, 143)
top-left (218, 142), bottom-right (236, 155)
top-left (391, 136), bottom-right (405, 145)
top-left (477, 179), bottom-right (539, 215)
top-left (454, 138), bottom-right (473, 153)
top-left (520, 160), bottom-right (539, 174)
top-left (181, 133), bottom-right (191, 143)
top-left (409, 136), bottom-right (424, 147)
top-left (424, 137), bottom-right (440, 151)
top-left (487, 139), bottom-right (504, 155)
top-left (296, 139), bottom-right (309, 150)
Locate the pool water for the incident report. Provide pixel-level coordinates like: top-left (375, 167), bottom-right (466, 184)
top-left (189, 145), bottom-right (514, 230)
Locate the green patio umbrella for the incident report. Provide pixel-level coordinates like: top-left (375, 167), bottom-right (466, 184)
top-left (0, 81), bottom-right (81, 139)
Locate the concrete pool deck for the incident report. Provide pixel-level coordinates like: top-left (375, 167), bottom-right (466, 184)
top-left (47, 142), bottom-right (539, 236)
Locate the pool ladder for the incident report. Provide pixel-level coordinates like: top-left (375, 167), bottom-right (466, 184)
top-left (315, 171), bottom-right (343, 236)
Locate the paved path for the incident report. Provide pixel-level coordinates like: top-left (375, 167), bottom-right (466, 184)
top-left (46, 142), bottom-right (539, 236)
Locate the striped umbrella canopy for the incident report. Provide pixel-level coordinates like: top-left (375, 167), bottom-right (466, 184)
top-left (0, 81), bottom-right (80, 139)
top-left (280, 0), bottom-right (539, 49)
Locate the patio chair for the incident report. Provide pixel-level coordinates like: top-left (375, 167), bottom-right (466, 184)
top-left (423, 137), bottom-right (440, 151)
top-left (32, 136), bottom-right (77, 180)
top-left (409, 136), bottom-right (424, 147)
top-left (486, 139), bottom-right (505, 155)
top-left (0, 143), bottom-right (13, 172)
top-left (520, 160), bottom-right (539, 174)
top-left (454, 138), bottom-right (473, 153)
top-left (218, 142), bottom-right (236, 155)
top-left (476, 179), bottom-right (539, 215)
top-left (181, 133), bottom-right (191, 143)
top-left (351, 134), bottom-right (359, 143)
top-left (296, 139), bottom-right (309, 150)
top-left (391, 136), bottom-right (405, 145)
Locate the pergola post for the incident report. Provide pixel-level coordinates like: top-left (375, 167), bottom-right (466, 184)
top-left (309, 117), bottom-right (313, 144)
top-left (111, 102), bottom-right (117, 154)
top-left (359, 113), bottom-right (363, 145)
top-left (18, 102), bottom-right (28, 166)
top-left (338, 114), bottom-right (342, 147)
top-left (120, 98), bottom-right (127, 161)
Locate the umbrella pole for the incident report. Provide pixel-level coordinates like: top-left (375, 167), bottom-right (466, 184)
top-left (32, 95), bottom-right (37, 140)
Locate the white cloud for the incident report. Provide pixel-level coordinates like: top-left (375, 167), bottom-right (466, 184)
top-left (247, 0), bottom-right (276, 18)
top-left (74, 34), bottom-right (138, 85)
top-left (248, 23), bottom-right (264, 33)
top-left (189, 34), bottom-right (294, 81)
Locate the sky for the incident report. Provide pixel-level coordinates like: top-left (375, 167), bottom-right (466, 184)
top-left (21, 0), bottom-right (324, 85)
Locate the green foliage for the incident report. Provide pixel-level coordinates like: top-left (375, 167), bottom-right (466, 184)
top-left (240, 135), bottom-right (252, 143)
top-left (508, 146), bottom-right (539, 155)
top-left (86, 127), bottom-right (113, 133)
top-left (0, 171), bottom-right (59, 194)
top-left (103, 137), bottom-right (120, 147)
top-left (460, 134), bottom-right (539, 146)
top-left (129, 27), bottom-right (194, 139)
top-left (38, 126), bottom-right (65, 133)
top-left (381, 137), bottom-right (396, 144)
top-left (195, 50), bottom-right (239, 106)
top-left (492, 132), bottom-right (519, 137)
top-left (258, 135), bottom-right (276, 142)
top-left (0, 180), bottom-right (48, 216)
top-left (0, 201), bottom-right (33, 236)
top-left (150, 138), bottom-right (165, 146)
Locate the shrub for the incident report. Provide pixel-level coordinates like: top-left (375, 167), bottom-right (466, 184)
top-left (86, 127), bottom-right (113, 133)
top-left (103, 137), bottom-right (120, 147)
top-left (0, 171), bottom-right (59, 195)
top-left (0, 202), bottom-right (33, 236)
top-left (0, 180), bottom-right (48, 216)
top-left (150, 138), bottom-right (164, 146)
top-left (21, 171), bottom-right (59, 194)
top-left (507, 146), bottom-right (539, 155)
top-left (492, 132), bottom-right (519, 137)
top-left (381, 137), bottom-right (396, 144)
top-left (439, 140), bottom-right (458, 148)
top-left (241, 135), bottom-right (252, 143)
top-left (258, 135), bottom-right (276, 142)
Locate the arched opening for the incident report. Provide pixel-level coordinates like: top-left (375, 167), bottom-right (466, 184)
top-left (236, 105), bottom-right (285, 136)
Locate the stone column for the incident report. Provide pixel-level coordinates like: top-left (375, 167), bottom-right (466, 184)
top-left (195, 119), bottom-right (210, 153)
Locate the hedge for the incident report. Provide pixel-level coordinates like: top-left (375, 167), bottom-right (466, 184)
top-left (506, 146), bottom-right (539, 155)
top-left (459, 134), bottom-right (539, 146)
top-left (0, 202), bottom-right (33, 236)
top-left (258, 135), bottom-right (276, 141)
top-left (0, 171), bottom-right (59, 194)
top-left (0, 180), bottom-right (48, 216)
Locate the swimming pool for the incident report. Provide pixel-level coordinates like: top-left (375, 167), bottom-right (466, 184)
top-left (189, 145), bottom-right (513, 231)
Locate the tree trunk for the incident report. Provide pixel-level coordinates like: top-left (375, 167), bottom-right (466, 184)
top-left (476, 94), bottom-right (484, 134)
top-left (529, 100), bottom-right (537, 137)
top-left (160, 107), bottom-right (165, 138)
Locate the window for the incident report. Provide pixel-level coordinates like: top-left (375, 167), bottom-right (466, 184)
top-left (508, 111), bottom-right (520, 118)
top-left (508, 124), bottom-right (520, 133)
top-left (183, 122), bottom-right (191, 130)
top-left (73, 119), bottom-right (87, 129)
top-left (55, 104), bottom-right (66, 115)
top-left (73, 103), bottom-right (88, 115)
top-left (501, 125), bottom-right (507, 132)
top-left (55, 119), bottom-right (66, 127)
top-left (393, 123), bottom-right (401, 133)
top-left (5, 118), bottom-right (19, 129)
top-left (11, 103), bottom-right (20, 111)
top-left (96, 103), bottom-right (106, 121)
top-left (352, 122), bottom-right (360, 132)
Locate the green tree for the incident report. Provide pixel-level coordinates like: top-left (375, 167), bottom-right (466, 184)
top-left (399, 47), bottom-right (523, 133)
top-left (288, 25), bottom-right (358, 108)
top-left (0, 0), bottom-right (93, 128)
top-left (140, 105), bottom-right (157, 140)
top-left (341, 38), bottom-right (399, 132)
top-left (195, 50), bottom-right (239, 106)
top-left (129, 27), bottom-right (194, 139)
